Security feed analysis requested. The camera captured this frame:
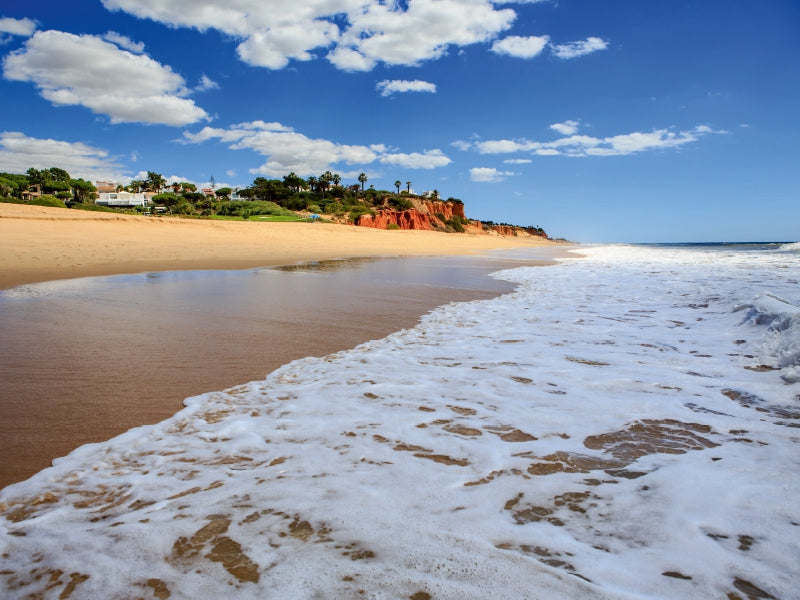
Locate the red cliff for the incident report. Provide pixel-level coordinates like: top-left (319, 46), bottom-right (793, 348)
top-left (353, 196), bottom-right (547, 238)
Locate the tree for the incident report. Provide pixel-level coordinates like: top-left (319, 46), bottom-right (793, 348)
top-left (180, 182), bottom-right (197, 193)
top-left (128, 179), bottom-right (144, 193)
top-left (252, 177), bottom-right (285, 202)
top-left (319, 171), bottom-right (333, 198)
top-left (394, 180), bottom-right (401, 193)
top-left (26, 168), bottom-right (43, 185)
top-left (332, 173), bottom-right (341, 186)
top-left (69, 178), bottom-right (97, 203)
top-left (42, 180), bottom-right (71, 195)
top-left (307, 176), bottom-right (318, 192)
top-left (152, 192), bottom-right (179, 213)
top-left (358, 172), bottom-right (368, 192)
top-left (0, 177), bottom-right (14, 197)
top-left (171, 181), bottom-right (181, 194)
top-left (215, 187), bottom-right (232, 199)
top-left (283, 172), bottom-right (305, 192)
top-left (48, 167), bottom-right (70, 182)
top-left (145, 171), bottom-right (166, 193)
top-left (406, 181), bottom-right (411, 193)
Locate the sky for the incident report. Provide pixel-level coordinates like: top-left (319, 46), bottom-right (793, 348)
top-left (0, 0), bottom-right (798, 242)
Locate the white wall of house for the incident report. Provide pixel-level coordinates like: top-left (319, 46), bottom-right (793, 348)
top-left (96, 192), bottom-right (148, 207)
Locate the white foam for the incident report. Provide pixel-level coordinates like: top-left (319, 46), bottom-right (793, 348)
top-left (2, 244), bottom-right (798, 599)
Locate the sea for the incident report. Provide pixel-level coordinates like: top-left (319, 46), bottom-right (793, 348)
top-left (1, 242), bottom-right (798, 599)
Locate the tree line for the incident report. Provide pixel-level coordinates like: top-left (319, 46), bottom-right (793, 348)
top-left (0, 167), bottom-right (97, 204)
top-left (0, 166), bottom-right (481, 232)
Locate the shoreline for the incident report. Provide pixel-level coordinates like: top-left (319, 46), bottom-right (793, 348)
top-left (1, 204), bottom-right (571, 488)
top-left (0, 203), bottom-right (565, 290)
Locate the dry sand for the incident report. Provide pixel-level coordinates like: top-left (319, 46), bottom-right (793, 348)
top-left (0, 203), bottom-right (559, 290)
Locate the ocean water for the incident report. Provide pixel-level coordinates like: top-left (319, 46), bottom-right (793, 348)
top-left (1, 243), bottom-right (798, 599)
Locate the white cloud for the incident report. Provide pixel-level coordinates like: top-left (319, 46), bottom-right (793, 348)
top-left (196, 74), bottom-right (219, 92)
top-left (469, 167), bottom-right (515, 182)
top-left (376, 79), bottom-right (437, 97)
top-left (549, 119), bottom-right (580, 135)
top-left (468, 124), bottom-right (726, 157)
top-left (0, 17), bottom-right (36, 37)
top-left (183, 121), bottom-right (452, 176)
top-left (380, 149), bottom-right (451, 169)
top-left (451, 140), bottom-right (474, 151)
top-left (100, 0), bottom-right (517, 72)
top-left (0, 131), bottom-right (125, 181)
top-left (491, 35), bottom-right (549, 59)
top-left (551, 36), bottom-right (608, 59)
top-left (503, 158), bottom-right (532, 164)
top-left (102, 30), bottom-right (144, 53)
top-left (3, 30), bottom-right (209, 126)
top-left (475, 139), bottom-right (538, 153)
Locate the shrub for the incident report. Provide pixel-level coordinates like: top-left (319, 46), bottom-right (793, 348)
top-left (72, 202), bottom-right (115, 212)
top-left (445, 217), bottom-right (465, 233)
top-left (30, 195), bottom-right (67, 208)
top-left (388, 197), bottom-right (413, 210)
top-left (386, 223), bottom-right (400, 230)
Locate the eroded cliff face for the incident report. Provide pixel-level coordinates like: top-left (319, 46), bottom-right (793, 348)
top-left (356, 209), bottom-right (434, 230)
top-left (354, 197), bottom-right (547, 238)
top-left (355, 198), bottom-right (462, 231)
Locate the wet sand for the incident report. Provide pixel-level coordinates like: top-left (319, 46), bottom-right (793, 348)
top-left (0, 252), bottom-right (563, 489)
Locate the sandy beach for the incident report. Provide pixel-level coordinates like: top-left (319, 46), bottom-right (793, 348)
top-left (0, 203), bottom-right (559, 290)
top-left (0, 203), bottom-right (564, 488)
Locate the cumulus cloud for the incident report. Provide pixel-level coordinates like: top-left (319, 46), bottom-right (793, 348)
top-left (376, 79), bottom-right (437, 97)
top-left (183, 121), bottom-right (451, 176)
top-left (469, 167), bottom-right (515, 182)
top-left (0, 131), bottom-right (124, 181)
top-left (491, 35), bottom-right (549, 58)
top-left (3, 30), bottom-right (209, 126)
top-left (0, 17), bottom-right (36, 37)
top-left (102, 30), bottom-right (144, 53)
top-left (551, 36), bottom-right (608, 59)
top-left (467, 124), bottom-right (726, 157)
top-left (550, 119), bottom-right (580, 135)
top-left (503, 158), bottom-right (531, 164)
top-left (380, 149), bottom-right (451, 169)
top-left (100, 0), bottom-right (517, 71)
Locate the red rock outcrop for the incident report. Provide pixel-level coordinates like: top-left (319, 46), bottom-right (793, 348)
top-left (356, 209), bottom-right (434, 230)
top-left (353, 196), bottom-right (548, 238)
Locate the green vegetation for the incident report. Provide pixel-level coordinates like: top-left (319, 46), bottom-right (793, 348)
top-left (0, 164), bottom-right (548, 236)
top-left (72, 202), bottom-right (116, 212)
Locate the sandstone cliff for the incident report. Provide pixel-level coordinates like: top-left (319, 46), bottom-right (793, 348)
top-left (354, 196), bottom-right (547, 238)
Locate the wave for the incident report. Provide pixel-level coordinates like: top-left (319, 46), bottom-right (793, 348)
top-left (735, 293), bottom-right (800, 369)
top-left (779, 241), bottom-right (800, 252)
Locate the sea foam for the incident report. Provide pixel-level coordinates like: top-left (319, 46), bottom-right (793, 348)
top-left (1, 244), bottom-right (798, 599)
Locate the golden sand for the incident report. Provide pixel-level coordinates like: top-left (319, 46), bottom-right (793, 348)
top-left (0, 203), bottom-right (559, 289)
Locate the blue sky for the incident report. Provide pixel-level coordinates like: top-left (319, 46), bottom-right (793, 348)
top-left (1, 0), bottom-right (797, 242)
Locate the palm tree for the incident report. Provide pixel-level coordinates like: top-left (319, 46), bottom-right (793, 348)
top-left (319, 171), bottom-right (333, 198)
top-left (332, 173), bottom-right (341, 186)
top-left (394, 180), bottom-right (401, 193)
top-left (146, 171), bottom-right (166, 193)
top-left (406, 181), bottom-right (411, 193)
top-left (358, 172), bottom-right (368, 192)
top-left (128, 179), bottom-right (144, 193)
top-left (307, 176), bottom-right (318, 192)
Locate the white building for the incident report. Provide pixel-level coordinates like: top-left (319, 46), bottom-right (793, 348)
top-left (96, 191), bottom-right (148, 207)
